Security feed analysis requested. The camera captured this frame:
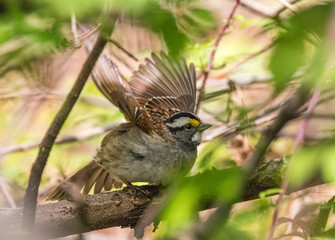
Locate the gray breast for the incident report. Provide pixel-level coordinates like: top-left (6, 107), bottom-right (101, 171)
top-left (95, 126), bottom-right (197, 184)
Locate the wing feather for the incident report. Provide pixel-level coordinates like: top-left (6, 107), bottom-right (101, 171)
top-left (85, 34), bottom-right (196, 136)
top-left (129, 52), bottom-right (197, 113)
top-left (92, 54), bottom-right (139, 122)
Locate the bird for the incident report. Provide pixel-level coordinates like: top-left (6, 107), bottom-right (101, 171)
top-left (44, 50), bottom-right (211, 201)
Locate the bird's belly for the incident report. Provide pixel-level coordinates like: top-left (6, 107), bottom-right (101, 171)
top-left (96, 130), bottom-right (197, 184)
top-left (123, 147), bottom-right (197, 184)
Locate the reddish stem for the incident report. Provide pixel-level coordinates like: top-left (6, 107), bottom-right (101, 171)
top-left (195, 0), bottom-right (240, 113)
top-left (267, 89), bottom-right (321, 240)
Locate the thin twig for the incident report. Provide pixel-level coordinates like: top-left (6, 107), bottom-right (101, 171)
top-left (22, 34), bottom-right (110, 231)
top-left (240, 0), bottom-right (300, 17)
top-left (0, 124), bottom-right (117, 159)
top-left (240, 0), bottom-right (275, 17)
top-left (276, 0), bottom-right (297, 13)
top-left (79, 26), bottom-right (99, 40)
top-left (71, 12), bottom-right (81, 48)
top-left (108, 39), bottom-right (138, 61)
top-left (195, 0), bottom-right (240, 114)
top-left (0, 90), bottom-right (113, 108)
top-left (204, 88), bottom-right (335, 142)
top-left (0, 175), bottom-right (16, 208)
top-left (294, 89), bottom-right (320, 149)
top-left (274, 0), bottom-right (301, 17)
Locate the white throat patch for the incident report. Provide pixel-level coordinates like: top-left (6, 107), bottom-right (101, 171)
top-left (191, 132), bottom-right (201, 143)
top-left (166, 117), bottom-right (192, 128)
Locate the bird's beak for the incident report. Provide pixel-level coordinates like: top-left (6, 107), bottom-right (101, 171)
top-left (198, 122), bottom-right (212, 132)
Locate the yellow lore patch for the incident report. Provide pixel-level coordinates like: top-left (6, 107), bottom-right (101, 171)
top-left (188, 119), bottom-right (200, 127)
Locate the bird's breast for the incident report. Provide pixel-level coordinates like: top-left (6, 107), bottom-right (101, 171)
top-left (96, 128), bottom-right (197, 184)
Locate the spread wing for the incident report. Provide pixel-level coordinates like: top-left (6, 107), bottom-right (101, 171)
top-left (88, 40), bottom-right (196, 137)
top-left (129, 52), bottom-right (197, 113)
top-left (92, 54), bottom-right (139, 122)
top-left (91, 54), bottom-right (154, 133)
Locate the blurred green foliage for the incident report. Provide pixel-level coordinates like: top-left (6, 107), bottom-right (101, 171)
top-left (159, 167), bottom-right (243, 238)
top-left (0, 0), bottom-right (216, 75)
top-left (288, 141), bottom-right (335, 187)
top-left (269, 3), bottom-right (333, 92)
top-left (1, 0), bottom-right (335, 239)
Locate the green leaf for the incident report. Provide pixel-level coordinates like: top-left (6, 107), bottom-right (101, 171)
top-left (320, 146), bottom-right (335, 182)
top-left (269, 34), bottom-right (305, 93)
top-left (268, 2), bottom-right (333, 92)
top-left (313, 196), bottom-right (335, 235)
top-left (259, 188), bottom-right (282, 199)
top-left (132, 1), bottom-right (189, 57)
top-left (287, 147), bottom-right (320, 187)
top-left (160, 167), bottom-right (243, 237)
top-left (177, 7), bottom-right (217, 39)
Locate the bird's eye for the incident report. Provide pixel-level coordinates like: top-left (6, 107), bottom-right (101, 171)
top-left (185, 123), bottom-right (193, 130)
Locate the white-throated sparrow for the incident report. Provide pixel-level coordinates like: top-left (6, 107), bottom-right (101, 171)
top-left (44, 51), bottom-right (211, 201)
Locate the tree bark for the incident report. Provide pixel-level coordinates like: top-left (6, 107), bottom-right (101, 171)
top-left (0, 158), bottom-right (323, 239)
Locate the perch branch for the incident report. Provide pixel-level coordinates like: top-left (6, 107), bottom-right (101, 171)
top-left (0, 158), bottom-right (324, 239)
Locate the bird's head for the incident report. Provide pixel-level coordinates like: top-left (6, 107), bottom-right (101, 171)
top-left (165, 112), bottom-right (211, 149)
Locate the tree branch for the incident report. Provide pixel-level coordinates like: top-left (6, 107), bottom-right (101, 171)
top-left (0, 124), bottom-right (117, 158)
top-left (0, 157), bottom-right (323, 239)
top-left (22, 33), bottom-right (111, 230)
top-left (108, 39), bottom-right (138, 61)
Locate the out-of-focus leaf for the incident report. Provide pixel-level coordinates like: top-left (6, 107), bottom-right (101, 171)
top-left (238, 16), bottom-right (273, 29)
top-left (235, 105), bottom-right (254, 121)
top-left (195, 140), bottom-right (232, 171)
top-left (212, 223), bottom-right (254, 240)
top-left (290, 3), bottom-right (332, 39)
top-left (160, 167), bottom-right (243, 237)
top-left (259, 188), bottom-right (282, 199)
top-left (287, 148), bottom-right (320, 187)
top-left (268, 2), bottom-right (333, 92)
top-left (38, 0), bottom-right (111, 19)
top-left (313, 196), bottom-right (335, 235)
top-left (322, 228), bottom-right (335, 238)
top-left (186, 39), bottom-right (215, 69)
top-left (0, 0), bottom-right (69, 75)
top-left (130, 1), bottom-right (189, 57)
top-left (269, 34), bottom-right (305, 92)
top-left (320, 146), bottom-right (335, 182)
top-left (176, 7), bottom-right (217, 40)
top-left (289, 141), bottom-right (335, 187)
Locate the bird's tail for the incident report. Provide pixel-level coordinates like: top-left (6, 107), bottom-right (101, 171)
top-left (44, 160), bottom-right (122, 201)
